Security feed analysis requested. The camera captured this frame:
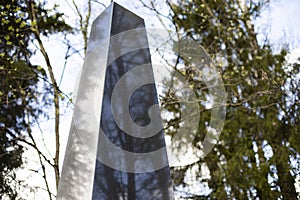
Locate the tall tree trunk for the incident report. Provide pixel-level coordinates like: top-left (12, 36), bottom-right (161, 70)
top-left (275, 146), bottom-right (298, 200)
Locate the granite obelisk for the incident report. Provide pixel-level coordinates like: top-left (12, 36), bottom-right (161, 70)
top-left (57, 3), bottom-right (173, 199)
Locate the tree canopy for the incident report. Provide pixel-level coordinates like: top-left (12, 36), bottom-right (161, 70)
top-left (1, 0), bottom-right (299, 199)
top-left (0, 0), bottom-right (71, 198)
top-left (160, 0), bottom-right (300, 199)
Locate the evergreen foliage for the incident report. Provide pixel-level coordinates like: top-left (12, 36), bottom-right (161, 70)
top-left (162, 0), bottom-right (300, 199)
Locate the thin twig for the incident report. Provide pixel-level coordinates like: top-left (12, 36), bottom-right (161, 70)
top-left (27, 0), bottom-right (60, 189)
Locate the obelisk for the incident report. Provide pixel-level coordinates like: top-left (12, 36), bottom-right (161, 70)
top-left (57, 3), bottom-right (173, 199)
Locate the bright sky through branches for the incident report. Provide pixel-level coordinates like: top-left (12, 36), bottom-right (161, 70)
top-left (16, 0), bottom-right (300, 199)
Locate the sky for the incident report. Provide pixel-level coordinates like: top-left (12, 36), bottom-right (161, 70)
top-left (14, 0), bottom-right (300, 199)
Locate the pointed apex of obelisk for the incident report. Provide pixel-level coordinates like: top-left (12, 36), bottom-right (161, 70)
top-left (110, 2), bottom-right (144, 35)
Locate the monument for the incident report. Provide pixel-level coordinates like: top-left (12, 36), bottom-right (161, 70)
top-left (57, 2), bottom-right (174, 200)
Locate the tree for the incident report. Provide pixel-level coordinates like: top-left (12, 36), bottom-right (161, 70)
top-left (155, 0), bottom-right (300, 199)
top-left (0, 0), bottom-right (71, 198)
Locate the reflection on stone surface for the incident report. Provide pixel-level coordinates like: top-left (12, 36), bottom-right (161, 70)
top-left (92, 3), bottom-right (173, 200)
top-left (57, 4), bottom-right (112, 200)
top-left (57, 2), bottom-right (173, 200)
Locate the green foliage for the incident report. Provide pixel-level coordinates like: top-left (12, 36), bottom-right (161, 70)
top-left (0, 0), bottom-right (71, 198)
top-left (162, 0), bottom-right (300, 199)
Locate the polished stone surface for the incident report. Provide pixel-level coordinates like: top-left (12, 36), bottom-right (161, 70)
top-left (57, 2), bottom-right (173, 200)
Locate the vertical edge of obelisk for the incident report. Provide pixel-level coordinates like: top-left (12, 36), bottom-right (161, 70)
top-left (57, 4), bottom-right (115, 200)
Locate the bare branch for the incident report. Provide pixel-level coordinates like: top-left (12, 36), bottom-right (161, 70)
top-left (72, 0), bottom-right (92, 55)
top-left (27, 0), bottom-right (61, 189)
top-left (92, 0), bottom-right (107, 8)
